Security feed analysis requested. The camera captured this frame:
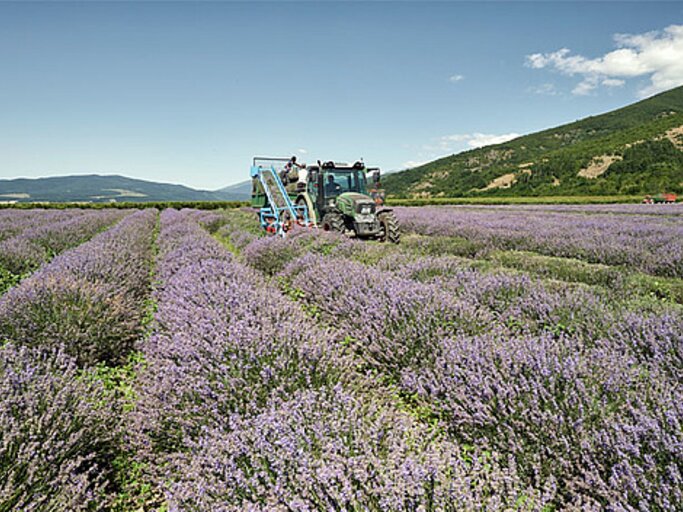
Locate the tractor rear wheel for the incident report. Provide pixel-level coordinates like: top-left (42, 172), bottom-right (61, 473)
top-left (321, 212), bottom-right (345, 233)
top-left (378, 211), bottom-right (400, 244)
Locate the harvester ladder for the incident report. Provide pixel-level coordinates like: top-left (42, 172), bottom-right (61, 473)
top-left (250, 162), bottom-right (310, 236)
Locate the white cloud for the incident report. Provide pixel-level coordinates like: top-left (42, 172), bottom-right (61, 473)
top-left (402, 160), bottom-right (429, 169)
top-left (572, 76), bottom-right (599, 96)
top-left (528, 82), bottom-right (559, 96)
top-left (410, 132), bottom-right (520, 168)
top-left (402, 129), bottom-right (520, 171)
top-left (526, 24), bottom-right (683, 97)
top-left (297, 148), bottom-right (308, 154)
top-left (467, 133), bottom-right (520, 147)
top-left (434, 132), bottom-right (520, 150)
top-left (449, 74), bottom-right (464, 83)
top-left (602, 78), bottom-right (626, 88)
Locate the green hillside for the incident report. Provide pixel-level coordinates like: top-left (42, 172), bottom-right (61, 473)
top-left (385, 86), bottom-right (683, 198)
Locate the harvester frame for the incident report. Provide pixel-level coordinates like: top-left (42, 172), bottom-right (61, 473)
top-left (250, 157), bottom-right (312, 236)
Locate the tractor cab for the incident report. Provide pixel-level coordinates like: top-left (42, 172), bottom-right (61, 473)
top-left (306, 161), bottom-right (369, 209)
top-left (321, 168), bottom-right (368, 198)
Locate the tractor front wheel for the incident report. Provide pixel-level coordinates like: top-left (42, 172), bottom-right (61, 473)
top-left (321, 212), bottom-right (345, 233)
top-left (378, 211), bottom-right (400, 244)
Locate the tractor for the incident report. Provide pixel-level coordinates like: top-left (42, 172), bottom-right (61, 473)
top-left (643, 193), bottom-right (677, 204)
top-left (251, 157), bottom-right (400, 243)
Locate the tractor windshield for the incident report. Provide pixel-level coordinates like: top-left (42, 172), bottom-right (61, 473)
top-left (322, 170), bottom-right (368, 197)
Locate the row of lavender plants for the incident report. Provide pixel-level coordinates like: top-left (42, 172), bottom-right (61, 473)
top-left (394, 206), bottom-right (683, 278)
top-left (232, 225), bottom-right (682, 511)
top-left (130, 210), bottom-right (543, 511)
top-left (0, 209), bottom-right (158, 511)
top-left (0, 209), bottom-right (111, 238)
top-left (0, 208), bottom-right (157, 366)
top-left (0, 209), bottom-right (80, 241)
top-left (0, 209), bottom-right (127, 293)
top-left (450, 203), bottom-right (683, 216)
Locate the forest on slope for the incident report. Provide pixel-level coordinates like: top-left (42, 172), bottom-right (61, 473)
top-left (385, 85), bottom-right (683, 198)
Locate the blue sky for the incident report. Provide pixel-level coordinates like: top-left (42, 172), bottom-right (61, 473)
top-left (1, 1), bottom-right (682, 190)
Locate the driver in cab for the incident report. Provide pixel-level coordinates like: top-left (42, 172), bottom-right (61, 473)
top-left (325, 175), bottom-right (342, 196)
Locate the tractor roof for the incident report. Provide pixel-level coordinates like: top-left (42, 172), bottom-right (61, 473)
top-left (320, 161), bottom-right (365, 170)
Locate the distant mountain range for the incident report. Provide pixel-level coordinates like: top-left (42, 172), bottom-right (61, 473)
top-left (384, 85), bottom-right (683, 198)
top-left (214, 180), bottom-right (252, 201)
top-left (0, 174), bottom-right (251, 203)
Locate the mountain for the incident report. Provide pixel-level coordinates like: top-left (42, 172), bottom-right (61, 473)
top-left (214, 180), bottom-right (252, 201)
top-left (384, 86), bottom-right (683, 198)
top-left (0, 174), bottom-right (248, 203)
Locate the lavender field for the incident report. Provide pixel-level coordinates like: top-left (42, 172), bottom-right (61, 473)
top-left (1, 205), bottom-right (681, 511)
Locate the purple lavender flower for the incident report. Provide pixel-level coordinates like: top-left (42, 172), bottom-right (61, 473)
top-left (394, 205), bottom-right (683, 277)
top-left (132, 209), bottom-right (537, 511)
top-left (0, 209), bottom-right (157, 366)
top-left (0, 343), bottom-right (119, 511)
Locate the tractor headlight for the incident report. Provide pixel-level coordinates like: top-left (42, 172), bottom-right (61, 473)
top-left (357, 203), bottom-right (375, 215)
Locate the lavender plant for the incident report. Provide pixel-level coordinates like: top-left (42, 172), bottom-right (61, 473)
top-left (395, 206), bottom-right (683, 277)
top-left (242, 226), bottom-right (354, 275)
top-left (0, 343), bottom-right (119, 511)
top-left (0, 209), bottom-right (83, 242)
top-left (167, 387), bottom-right (539, 512)
top-left (3, 204), bottom-right (678, 511)
top-left (0, 209), bottom-right (157, 366)
top-left (132, 209), bottom-right (538, 511)
top-left (271, 247), bottom-right (683, 509)
top-left (0, 209), bottom-right (125, 276)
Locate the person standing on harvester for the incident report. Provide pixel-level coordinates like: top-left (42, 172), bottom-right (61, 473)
top-left (281, 155), bottom-right (303, 183)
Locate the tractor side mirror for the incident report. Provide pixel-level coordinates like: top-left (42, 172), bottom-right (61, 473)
top-left (372, 170), bottom-right (381, 186)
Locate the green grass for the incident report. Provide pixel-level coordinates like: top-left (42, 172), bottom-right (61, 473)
top-left (401, 234), bottom-right (484, 256)
top-left (623, 273), bottom-right (683, 305)
top-left (217, 208), bottom-right (264, 236)
top-left (489, 250), bottom-right (624, 287)
top-left (0, 267), bottom-right (25, 296)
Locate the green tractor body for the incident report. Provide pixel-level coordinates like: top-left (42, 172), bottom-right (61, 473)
top-left (334, 192), bottom-right (382, 237)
